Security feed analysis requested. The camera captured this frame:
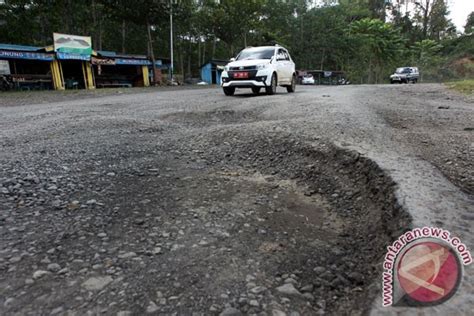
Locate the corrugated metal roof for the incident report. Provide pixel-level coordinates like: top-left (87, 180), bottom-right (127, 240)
top-left (0, 43), bottom-right (42, 52)
top-left (200, 59), bottom-right (229, 68)
top-left (97, 50), bottom-right (117, 57)
top-left (114, 53), bottom-right (147, 59)
top-left (97, 51), bottom-right (148, 60)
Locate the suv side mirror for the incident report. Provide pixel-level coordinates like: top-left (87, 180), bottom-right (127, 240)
top-left (229, 57), bottom-right (235, 62)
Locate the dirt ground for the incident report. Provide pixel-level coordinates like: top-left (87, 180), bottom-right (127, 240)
top-left (373, 86), bottom-right (473, 195)
top-left (0, 84), bottom-right (472, 315)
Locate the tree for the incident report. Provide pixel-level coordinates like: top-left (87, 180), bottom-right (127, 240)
top-left (428, 0), bottom-right (451, 40)
top-left (350, 18), bottom-right (404, 83)
top-left (200, 0), bottom-right (265, 56)
top-left (100, 0), bottom-right (169, 84)
top-left (411, 39), bottom-right (443, 80)
top-left (0, 0), bottom-right (41, 45)
top-left (465, 12), bottom-right (474, 34)
top-left (368, 0), bottom-right (387, 20)
top-left (413, 0), bottom-right (453, 40)
top-left (414, 0), bottom-right (433, 38)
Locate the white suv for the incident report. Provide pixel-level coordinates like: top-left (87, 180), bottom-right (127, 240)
top-left (221, 45), bottom-right (296, 96)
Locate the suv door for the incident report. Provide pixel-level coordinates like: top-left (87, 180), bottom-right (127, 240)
top-left (282, 50), bottom-right (293, 81)
top-left (276, 48), bottom-right (289, 83)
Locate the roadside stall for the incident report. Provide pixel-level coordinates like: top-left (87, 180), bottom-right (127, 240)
top-left (0, 44), bottom-right (56, 91)
top-left (92, 51), bottom-right (151, 88)
top-left (53, 33), bottom-right (94, 90)
top-left (1, 33), bottom-right (159, 91)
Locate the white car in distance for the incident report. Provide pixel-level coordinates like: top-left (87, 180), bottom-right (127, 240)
top-left (301, 74), bottom-right (315, 85)
top-left (221, 45), bottom-right (296, 96)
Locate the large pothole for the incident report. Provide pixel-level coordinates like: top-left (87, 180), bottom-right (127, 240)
top-left (186, 129), bottom-right (413, 314)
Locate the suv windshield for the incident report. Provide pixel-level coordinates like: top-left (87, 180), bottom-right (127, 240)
top-left (236, 47), bottom-right (275, 60)
top-left (396, 67), bottom-right (411, 74)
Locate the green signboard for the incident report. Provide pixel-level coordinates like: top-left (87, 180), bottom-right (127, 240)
top-left (53, 33), bottom-right (92, 55)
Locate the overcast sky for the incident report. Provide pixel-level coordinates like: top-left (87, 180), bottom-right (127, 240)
top-left (449, 0), bottom-right (473, 32)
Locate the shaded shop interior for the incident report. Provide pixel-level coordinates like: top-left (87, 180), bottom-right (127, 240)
top-left (92, 51), bottom-right (153, 88)
top-left (54, 51), bottom-right (94, 90)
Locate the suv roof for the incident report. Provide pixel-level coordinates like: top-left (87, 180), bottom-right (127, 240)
top-left (242, 46), bottom-right (281, 50)
top-left (396, 66), bottom-right (418, 70)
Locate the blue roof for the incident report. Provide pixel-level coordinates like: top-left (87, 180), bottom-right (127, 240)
top-left (97, 51), bottom-right (149, 60)
top-left (0, 43), bottom-right (42, 52)
top-left (200, 59), bottom-right (228, 68)
top-left (97, 50), bottom-right (117, 57)
top-left (115, 53), bottom-right (147, 59)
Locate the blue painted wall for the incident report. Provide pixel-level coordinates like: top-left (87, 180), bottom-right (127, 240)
top-left (201, 63), bottom-right (212, 84)
top-left (200, 62), bottom-right (223, 84)
top-left (216, 69), bottom-right (222, 85)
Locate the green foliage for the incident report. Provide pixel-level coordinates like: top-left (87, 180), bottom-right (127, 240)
top-left (199, 0), bottom-right (266, 54)
top-left (349, 18), bottom-right (404, 83)
top-left (410, 39), bottom-right (443, 80)
top-left (411, 39), bottom-right (442, 58)
top-left (446, 79), bottom-right (474, 95)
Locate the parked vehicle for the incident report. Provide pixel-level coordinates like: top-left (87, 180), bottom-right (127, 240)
top-left (338, 78), bottom-right (350, 85)
top-left (301, 74), bottom-right (315, 85)
top-left (390, 67), bottom-right (419, 84)
top-left (221, 45), bottom-right (296, 96)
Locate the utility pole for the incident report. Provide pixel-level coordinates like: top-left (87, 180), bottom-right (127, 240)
top-left (170, 0), bottom-right (174, 83)
top-left (147, 20), bottom-right (158, 86)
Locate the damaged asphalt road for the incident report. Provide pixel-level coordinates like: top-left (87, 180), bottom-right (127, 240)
top-left (0, 84), bottom-right (473, 315)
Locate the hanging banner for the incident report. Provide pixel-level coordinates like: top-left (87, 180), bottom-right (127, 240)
top-left (114, 58), bottom-right (162, 66)
top-left (91, 57), bottom-right (115, 65)
top-left (0, 50), bottom-right (54, 61)
top-left (56, 52), bottom-right (90, 61)
top-left (115, 58), bottom-right (151, 66)
top-left (53, 33), bottom-right (92, 55)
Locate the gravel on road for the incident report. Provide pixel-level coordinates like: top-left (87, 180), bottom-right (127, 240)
top-left (0, 84), bottom-right (472, 315)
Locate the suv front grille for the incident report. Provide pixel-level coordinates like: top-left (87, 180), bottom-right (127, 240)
top-left (228, 70), bottom-right (258, 80)
top-left (229, 66), bottom-right (257, 71)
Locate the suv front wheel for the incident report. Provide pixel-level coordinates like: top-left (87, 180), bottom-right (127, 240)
top-left (223, 87), bottom-right (235, 96)
top-left (266, 73), bottom-right (277, 95)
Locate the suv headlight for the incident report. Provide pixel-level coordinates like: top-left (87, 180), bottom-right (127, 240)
top-left (256, 64), bottom-right (268, 70)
